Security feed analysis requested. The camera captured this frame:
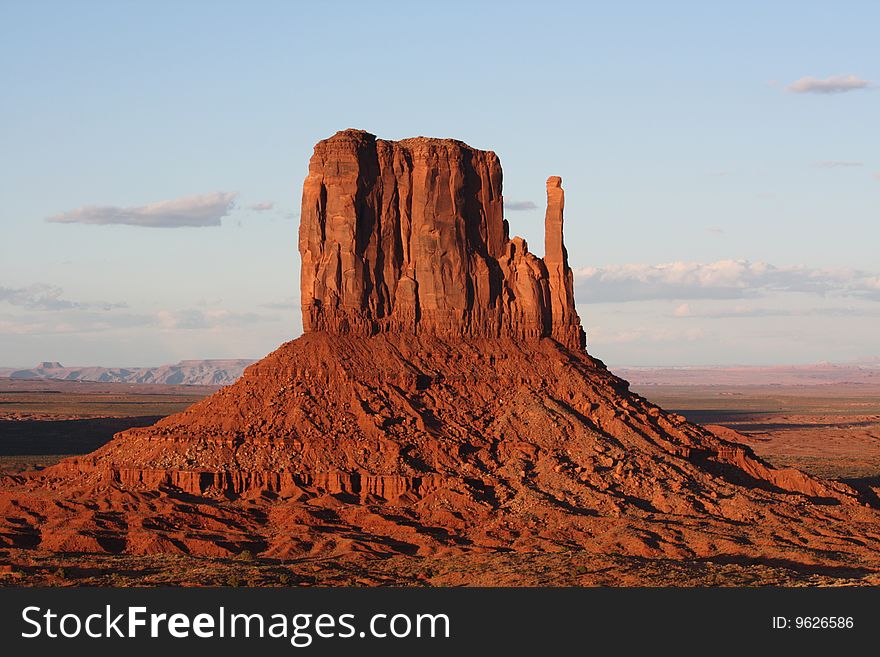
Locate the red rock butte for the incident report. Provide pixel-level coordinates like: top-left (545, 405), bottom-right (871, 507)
top-left (300, 130), bottom-right (584, 350)
top-left (1, 129), bottom-right (879, 574)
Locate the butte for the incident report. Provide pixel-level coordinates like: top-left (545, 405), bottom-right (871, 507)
top-left (2, 129), bottom-right (879, 576)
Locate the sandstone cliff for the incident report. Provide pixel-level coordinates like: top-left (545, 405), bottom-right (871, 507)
top-left (299, 129), bottom-right (585, 350)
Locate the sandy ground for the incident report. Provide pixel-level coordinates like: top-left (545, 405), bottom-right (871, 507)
top-left (635, 384), bottom-right (880, 481)
top-left (1, 380), bottom-right (878, 587)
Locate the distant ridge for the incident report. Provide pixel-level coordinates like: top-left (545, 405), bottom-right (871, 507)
top-left (6, 360), bottom-right (878, 387)
top-left (0, 359), bottom-right (255, 386)
top-left (618, 362), bottom-right (880, 386)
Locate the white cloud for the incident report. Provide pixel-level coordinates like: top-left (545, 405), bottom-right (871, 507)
top-left (0, 284), bottom-right (125, 311)
top-left (0, 306), bottom-right (279, 336)
top-left (260, 298), bottom-right (298, 310)
top-left (673, 303), bottom-right (693, 317)
top-left (47, 192), bottom-right (237, 228)
top-left (813, 160), bottom-right (863, 168)
top-left (588, 325), bottom-right (708, 345)
top-left (156, 309), bottom-right (271, 330)
top-left (574, 259), bottom-right (880, 303)
top-left (0, 311), bottom-right (150, 335)
top-left (669, 304), bottom-right (880, 319)
top-left (786, 75), bottom-right (870, 94)
top-left (249, 201), bottom-right (275, 211)
top-left (0, 318), bottom-right (48, 335)
top-left (505, 200), bottom-right (538, 211)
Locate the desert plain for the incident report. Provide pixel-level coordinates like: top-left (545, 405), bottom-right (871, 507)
top-left (1, 374), bottom-right (878, 587)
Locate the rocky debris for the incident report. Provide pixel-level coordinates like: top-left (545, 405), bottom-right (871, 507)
top-left (1, 130), bottom-right (879, 575)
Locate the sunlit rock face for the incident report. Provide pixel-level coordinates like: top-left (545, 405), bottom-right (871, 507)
top-left (299, 129), bottom-right (584, 350)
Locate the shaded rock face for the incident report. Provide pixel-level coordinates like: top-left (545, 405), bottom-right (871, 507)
top-left (299, 129), bottom-right (585, 350)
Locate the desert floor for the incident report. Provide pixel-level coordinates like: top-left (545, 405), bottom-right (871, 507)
top-left (1, 379), bottom-right (878, 587)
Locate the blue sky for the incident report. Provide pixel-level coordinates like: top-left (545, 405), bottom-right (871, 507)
top-left (1, 1), bottom-right (878, 366)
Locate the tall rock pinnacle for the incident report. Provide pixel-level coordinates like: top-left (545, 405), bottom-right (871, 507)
top-left (299, 129), bottom-right (585, 349)
top-left (543, 176), bottom-right (583, 349)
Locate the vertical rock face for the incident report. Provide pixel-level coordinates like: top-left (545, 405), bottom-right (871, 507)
top-left (299, 129), bottom-right (585, 350)
top-left (543, 176), bottom-right (582, 349)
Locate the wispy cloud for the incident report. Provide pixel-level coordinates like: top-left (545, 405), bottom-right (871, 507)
top-left (0, 307), bottom-right (279, 336)
top-left (588, 325), bottom-right (708, 345)
top-left (260, 298), bottom-right (298, 310)
top-left (813, 160), bottom-right (864, 168)
top-left (786, 74), bottom-right (870, 94)
top-left (0, 310), bottom-right (150, 335)
top-left (673, 303), bottom-right (693, 317)
top-left (707, 227), bottom-right (725, 235)
top-left (574, 260), bottom-right (880, 303)
top-left (47, 192), bottom-right (237, 228)
top-left (0, 284), bottom-right (125, 311)
top-left (505, 200), bottom-right (538, 211)
top-left (156, 309), bottom-right (272, 330)
top-left (248, 201), bottom-right (275, 212)
top-left (0, 317), bottom-right (48, 336)
top-left (671, 303), bottom-right (879, 319)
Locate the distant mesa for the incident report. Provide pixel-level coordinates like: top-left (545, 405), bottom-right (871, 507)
top-left (621, 363), bottom-right (880, 387)
top-left (0, 360), bottom-right (254, 386)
